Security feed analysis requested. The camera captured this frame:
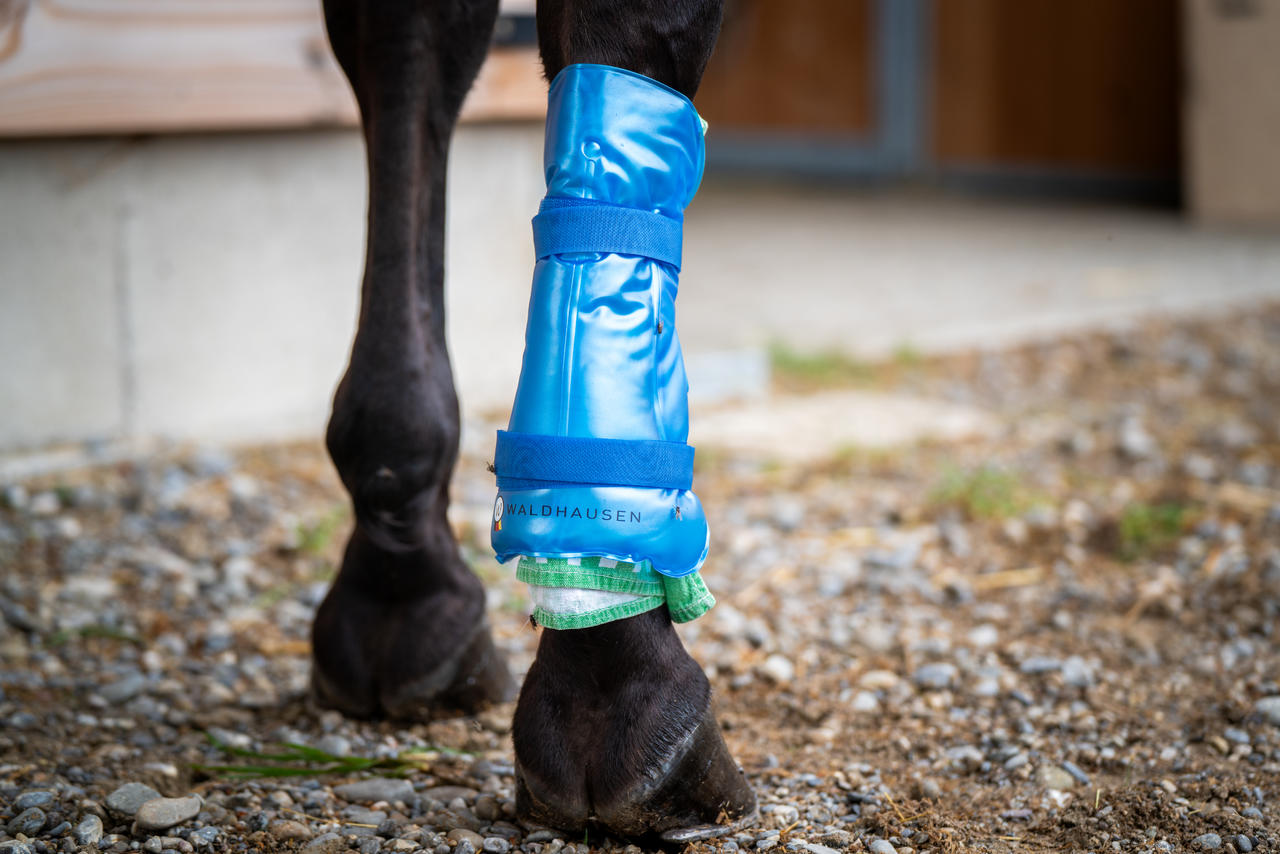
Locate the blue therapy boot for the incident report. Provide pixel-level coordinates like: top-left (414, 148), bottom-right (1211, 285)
top-left (491, 63), bottom-right (714, 628)
top-left (498, 65), bottom-right (757, 841)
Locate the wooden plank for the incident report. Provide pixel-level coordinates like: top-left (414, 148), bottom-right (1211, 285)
top-left (0, 0), bottom-right (545, 137)
top-left (697, 0), bottom-right (873, 135)
top-left (931, 0), bottom-right (1180, 175)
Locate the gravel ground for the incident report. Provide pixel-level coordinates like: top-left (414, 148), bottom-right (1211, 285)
top-left (2, 305), bottom-right (1279, 854)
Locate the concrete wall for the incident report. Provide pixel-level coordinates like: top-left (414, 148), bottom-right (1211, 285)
top-left (1184, 0), bottom-right (1280, 224)
top-left (0, 125), bottom-right (543, 451)
top-left (4, 125), bottom-right (1280, 456)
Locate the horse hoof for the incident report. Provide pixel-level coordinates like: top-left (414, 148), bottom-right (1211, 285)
top-left (511, 610), bottom-right (756, 841)
top-left (592, 704), bottom-right (757, 840)
top-left (310, 531), bottom-right (514, 720)
top-left (515, 703), bottom-right (756, 841)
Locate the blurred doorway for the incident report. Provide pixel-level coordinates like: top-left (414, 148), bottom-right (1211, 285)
top-left (698, 0), bottom-right (1180, 202)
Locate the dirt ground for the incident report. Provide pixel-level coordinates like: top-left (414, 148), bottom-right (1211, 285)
top-left (1, 306), bottom-right (1278, 854)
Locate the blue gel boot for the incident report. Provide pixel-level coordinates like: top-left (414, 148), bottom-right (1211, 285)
top-left (491, 63), bottom-right (710, 579)
top-left (500, 65), bottom-right (756, 842)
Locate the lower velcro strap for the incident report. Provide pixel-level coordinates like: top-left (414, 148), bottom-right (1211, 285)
top-left (494, 430), bottom-right (695, 491)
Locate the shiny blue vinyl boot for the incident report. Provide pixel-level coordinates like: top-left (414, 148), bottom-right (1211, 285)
top-left (497, 65), bottom-right (756, 842)
top-left (491, 63), bottom-right (709, 579)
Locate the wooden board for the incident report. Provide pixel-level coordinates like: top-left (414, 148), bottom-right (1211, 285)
top-left (932, 0), bottom-right (1180, 175)
top-left (696, 0), bottom-right (873, 135)
top-left (0, 0), bottom-right (546, 137)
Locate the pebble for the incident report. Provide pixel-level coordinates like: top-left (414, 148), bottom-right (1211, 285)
top-left (912, 662), bottom-right (956, 689)
top-left (1019, 656), bottom-right (1061, 675)
top-left (1255, 696), bottom-right (1280, 726)
top-left (448, 829), bottom-right (485, 847)
top-left (74, 814), bottom-right (104, 846)
top-left (1060, 655), bottom-right (1094, 687)
top-left (335, 777), bottom-right (416, 804)
top-left (99, 672), bottom-right (147, 704)
top-left (1192, 833), bottom-right (1222, 850)
top-left (1236, 835), bottom-right (1254, 853)
top-left (270, 820), bottom-right (314, 841)
top-left (805, 845), bottom-right (842, 854)
top-left (1034, 765), bottom-right (1076, 790)
top-left (0, 842), bottom-right (35, 854)
top-left (189, 827), bottom-right (221, 848)
top-left (7, 807), bottom-right (46, 836)
top-left (1060, 760), bottom-right (1090, 786)
top-left (106, 782), bottom-right (162, 816)
top-left (760, 654), bottom-right (795, 684)
top-left (867, 840), bottom-right (897, 854)
top-left (12, 791), bottom-right (55, 811)
top-left (303, 832), bottom-right (349, 854)
top-left (966, 624), bottom-right (998, 647)
top-left (482, 839), bottom-right (510, 853)
top-left (134, 796), bottom-right (202, 831)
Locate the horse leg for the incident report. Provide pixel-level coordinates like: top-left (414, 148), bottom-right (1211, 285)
top-left (310, 0), bottom-right (513, 719)
top-left (509, 0), bottom-right (757, 839)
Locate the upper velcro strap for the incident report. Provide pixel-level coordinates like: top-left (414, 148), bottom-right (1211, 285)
top-left (532, 198), bottom-right (683, 269)
top-left (495, 430), bottom-right (694, 491)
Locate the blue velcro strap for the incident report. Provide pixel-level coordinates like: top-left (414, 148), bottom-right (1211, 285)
top-left (532, 198), bottom-right (683, 269)
top-left (495, 430), bottom-right (694, 491)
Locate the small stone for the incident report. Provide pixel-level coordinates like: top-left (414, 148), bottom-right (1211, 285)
top-left (912, 662), bottom-right (956, 689)
top-left (7, 807), bottom-right (47, 836)
top-left (358, 838), bottom-right (382, 854)
top-left (1236, 835), bottom-right (1254, 853)
top-left (805, 845), bottom-right (842, 854)
top-left (99, 672), bottom-right (147, 704)
top-left (851, 691), bottom-right (879, 712)
top-left (1019, 656), bottom-right (1061, 675)
top-left (1255, 696), bottom-right (1280, 726)
top-left (337, 778), bottom-right (416, 804)
top-left (760, 654), bottom-right (795, 684)
top-left (966, 624), bottom-right (998, 648)
top-left (1060, 656), bottom-right (1094, 687)
top-left (387, 841), bottom-right (419, 852)
top-left (423, 786), bottom-right (478, 803)
top-left (867, 841), bottom-right (898, 854)
top-left (316, 734), bottom-right (352, 757)
top-left (482, 839), bottom-right (510, 853)
top-left (189, 827), bottom-right (220, 849)
top-left (1034, 765), bottom-right (1076, 790)
top-left (473, 795), bottom-right (500, 822)
top-left (0, 842), bottom-right (35, 854)
top-left (106, 782), bottom-right (162, 816)
top-left (1119, 417), bottom-right (1157, 459)
top-left (1060, 761), bottom-right (1090, 786)
top-left (1192, 833), bottom-right (1222, 850)
top-left (303, 832), bottom-right (349, 854)
top-left (448, 829), bottom-right (485, 848)
top-left (524, 831), bottom-right (556, 843)
top-left (74, 814), bottom-right (104, 846)
top-left (13, 791), bottom-right (55, 811)
top-left (143, 837), bottom-right (164, 854)
top-left (270, 820), bottom-right (313, 842)
top-left (134, 796), bottom-right (202, 831)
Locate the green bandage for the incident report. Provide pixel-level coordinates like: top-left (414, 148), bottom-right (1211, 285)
top-left (517, 556), bottom-right (714, 630)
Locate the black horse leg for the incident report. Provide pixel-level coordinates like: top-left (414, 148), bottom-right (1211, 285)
top-left (511, 0), bottom-right (757, 840)
top-left (311, 0), bottom-right (513, 719)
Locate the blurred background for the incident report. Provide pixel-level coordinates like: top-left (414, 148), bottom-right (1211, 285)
top-left (2, 0), bottom-right (1279, 457)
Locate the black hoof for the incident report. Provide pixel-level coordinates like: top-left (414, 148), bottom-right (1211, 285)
top-left (310, 528), bottom-right (514, 720)
top-left (511, 609), bottom-right (756, 841)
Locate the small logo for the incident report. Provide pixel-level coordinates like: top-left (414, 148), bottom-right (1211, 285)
top-left (493, 495), bottom-right (504, 531)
